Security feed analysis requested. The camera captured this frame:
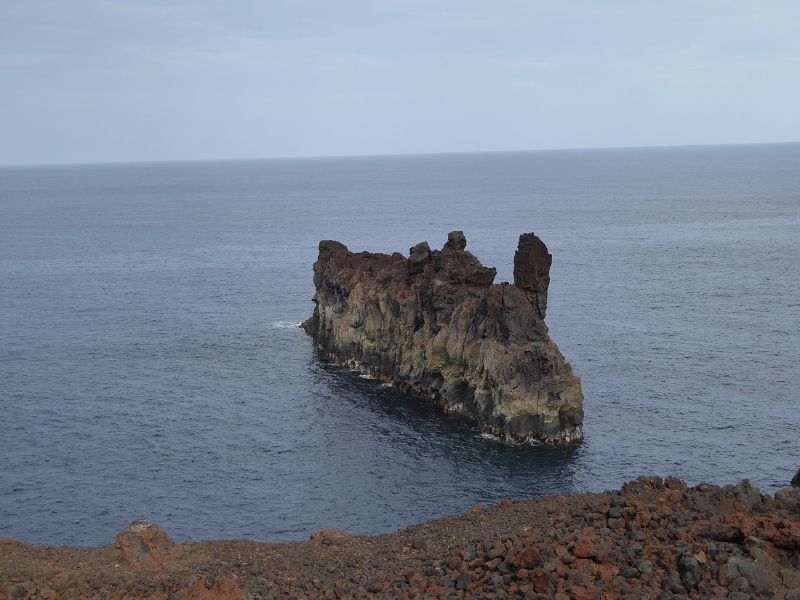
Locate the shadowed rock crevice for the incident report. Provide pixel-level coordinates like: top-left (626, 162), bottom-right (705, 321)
top-left (302, 231), bottom-right (584, 444)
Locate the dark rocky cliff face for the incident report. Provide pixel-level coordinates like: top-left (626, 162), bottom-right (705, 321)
top-left (302, 231), bottom-right (583, 445)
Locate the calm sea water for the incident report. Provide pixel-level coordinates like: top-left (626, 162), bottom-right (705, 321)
top-left (1, 144), bottom-right (798, 547)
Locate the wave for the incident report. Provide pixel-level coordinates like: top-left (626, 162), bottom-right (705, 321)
top-left (271, 321), bottom-right (302, 329)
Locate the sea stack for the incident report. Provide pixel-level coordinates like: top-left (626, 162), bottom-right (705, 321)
top-left (302, 231), bottom-right (584, 444)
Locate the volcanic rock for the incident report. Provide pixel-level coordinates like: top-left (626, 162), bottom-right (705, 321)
top-left (302, 231), bottom-right (583, 444)
top-left (309, 528), bottom-right (352, 542)
top-left (112, 520), bottom-right (174, 570)
top-left (2, 477), bottom-right (800, 599)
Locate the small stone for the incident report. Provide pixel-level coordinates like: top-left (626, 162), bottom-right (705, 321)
top-left (628, 529), bottom-right (645, 541)
top-left (664, 570), bottom-right (686, 594)
top-left (569, 584), bottom-right (598, 600)
top-left (634, 559), bottom-right (652, 575)
top-left (677, 551), bottom-right (700, 590)
top-left (730, 576), bottom-right (749, 592)
top-left (620, 565), bottom-right (639, 579)
top-left (595, 564), bottom-right (618, 582)
top-left (573, 536), bottom-right (596, 559)
top-left (510, 547), bottom-right (541, 568)
top-left (459, 549), bottom-right (475, 562)
top-left (486, 558), bottom-right (502, 570)
top-left (608, 518), bottom-right (624, 530)
top-left (531, 568), bottom-right (550, 594)
top-left (454, 571), bottom-right (470, 590)
top-left (6, 585), bottom-right (26, 600)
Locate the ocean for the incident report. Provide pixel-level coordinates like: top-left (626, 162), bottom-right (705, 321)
top-left (1, 143), bottom-right (798, 546)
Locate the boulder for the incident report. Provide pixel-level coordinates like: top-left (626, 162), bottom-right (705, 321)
top-left (775, 487), bottom-right (800, 511)
top-left (113, 520), bottom-right (174, 570)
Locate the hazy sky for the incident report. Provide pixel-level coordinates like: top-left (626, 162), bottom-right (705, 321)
top-left (2, 1), bottom-right (799, 165)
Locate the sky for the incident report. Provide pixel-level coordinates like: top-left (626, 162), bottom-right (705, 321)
top-left (1, 1), bottom-right (799, 165)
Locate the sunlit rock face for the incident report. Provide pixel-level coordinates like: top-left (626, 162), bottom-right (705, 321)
top-left (302, 231), bottom-right (583, 445)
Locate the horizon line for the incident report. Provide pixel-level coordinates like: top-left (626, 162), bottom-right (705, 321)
top-left (2, 139), bottom-right (799, 169)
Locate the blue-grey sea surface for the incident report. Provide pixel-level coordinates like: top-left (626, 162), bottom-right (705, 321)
top-left (1, 144), bottom-right (798, 546)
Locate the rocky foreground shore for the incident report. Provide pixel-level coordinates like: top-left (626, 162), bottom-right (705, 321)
top-left (2, 477), bottom-right (799, 599)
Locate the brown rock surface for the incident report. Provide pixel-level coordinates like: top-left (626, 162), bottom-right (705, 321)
top-left (310, 528), bottom-right (353, 542)
top-left (187, 576), bottom-right (247, 600)
top-left (2, 478), bottom-right (799, 599)
top-left (112, 520), bottom-right (174, 570)
top-left (301, 231), bottom-right (584, 444)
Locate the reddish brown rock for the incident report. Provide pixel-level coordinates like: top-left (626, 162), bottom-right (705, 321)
top-left (530, 567), bottom-right (551, 593)
top-left (187, 577), bottom-right (247, 600)
top-left (573, 528), bottom-right (599, 559)
top-left (510, 546), bottom-right (541, 568)
top-left (302, 231), bottom-right (583, 444)
top-left (570, 583), bottom-right (599, 600)
top-left (112, 520), bottom-right (174, 570)
top-left (595, 563), bottom-right (618, 581)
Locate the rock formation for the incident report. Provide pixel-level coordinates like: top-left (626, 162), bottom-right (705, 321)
top-left (302, 231), bottom-right (583, 444)
top-left (776, 469), bottom-right (800, 512)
